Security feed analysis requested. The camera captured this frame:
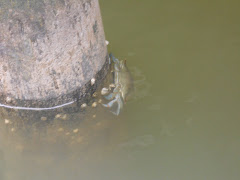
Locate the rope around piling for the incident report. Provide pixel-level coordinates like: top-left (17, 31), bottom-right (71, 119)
top-left (0, 100), bottom-right (75, 111)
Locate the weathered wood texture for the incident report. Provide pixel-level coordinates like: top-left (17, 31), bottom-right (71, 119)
top-left (0, 0), bottom-right (108, 107)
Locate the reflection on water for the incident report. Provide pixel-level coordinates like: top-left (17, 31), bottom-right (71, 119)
top-left (1, 0), bottom-right (240, 179)
top-left (119, 134), bottom-right (155, 149)
top-left (130, 66), bottom-right (152, 101)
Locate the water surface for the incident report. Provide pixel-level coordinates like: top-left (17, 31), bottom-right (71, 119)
top-left (0, 0), bottom-right (240, 179)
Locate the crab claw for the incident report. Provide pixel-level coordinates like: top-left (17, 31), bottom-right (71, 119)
top-left (103, 93), bottom-right (115, 100)
top-left (109, 53), bottom-right (120, 64)
top-left (102, 98), bottom-right (118, 108)
top-left (102, 94), bottom-right (123, 116)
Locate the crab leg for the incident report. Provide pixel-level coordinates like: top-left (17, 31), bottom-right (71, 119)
top-left (114, 63), bottom-right (120, 71)
top-left (111, 106), bottom-right (120, 116)
top-left (110, 94), bottom-right (123, 116)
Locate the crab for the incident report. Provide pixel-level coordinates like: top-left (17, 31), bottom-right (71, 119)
top-left (102, 54), bottom-right (133, 115)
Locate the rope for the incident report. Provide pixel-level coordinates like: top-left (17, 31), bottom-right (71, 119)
top-left (0, 100), bottom-right (75, 111)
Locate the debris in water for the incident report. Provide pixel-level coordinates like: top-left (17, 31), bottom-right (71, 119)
top-left (92, 102), bottom-right (97, 108)
top-left (41, 117), bottom-right (47, 121)
top-left (73, 129), bottom-right (79, 133)
top-left (4, 119), bottom-right (10, 124)
top-left (81, 103), bottom-right (87, 108)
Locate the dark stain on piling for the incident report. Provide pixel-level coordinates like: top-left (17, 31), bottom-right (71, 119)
top-left (82, 1), bottom-right (92, 16)
top-left (92, 20), bottom-right (98, 34)
top-left (2, 66), bottom-right (7, 72)
top-left (81, 53), bottom-right (92, 80)
top-left (53, 76), bottom-right (59, 89)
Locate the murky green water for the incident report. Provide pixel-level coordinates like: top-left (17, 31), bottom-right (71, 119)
top-left (100, 0), bottom-right (240, 178)
top-left (1, 0), bottom-right (240, 179)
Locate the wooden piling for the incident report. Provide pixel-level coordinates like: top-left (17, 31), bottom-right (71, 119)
top-left (0, 0), bottom-right (109, 110)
